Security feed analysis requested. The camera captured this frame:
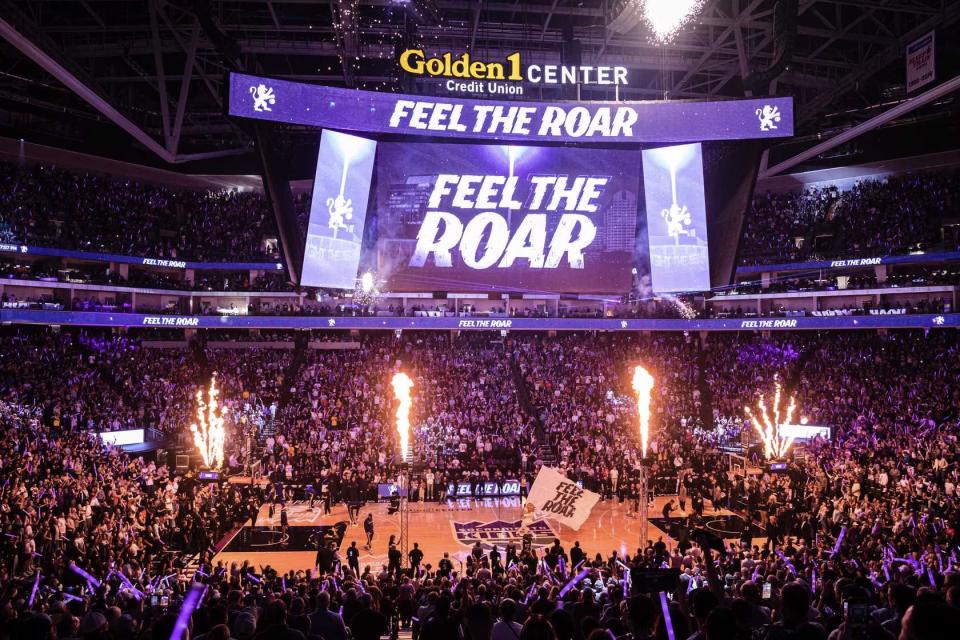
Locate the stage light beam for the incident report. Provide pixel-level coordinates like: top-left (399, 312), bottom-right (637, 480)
top-left (191, 376), bottom-right (227, 469)
top-left (392, 372), bottom-right (414, 461)
top-left (632, 365), bottom-right (655, 457)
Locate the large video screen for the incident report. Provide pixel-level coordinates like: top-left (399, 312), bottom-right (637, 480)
top-left (301, 130), bottom-right (377, 289)
top-left (642, 143), bottom-right (711, 293)
top-left (301, 134), bottom-right (712, 295)
top-left (374, 141), bottom-right (642, 293)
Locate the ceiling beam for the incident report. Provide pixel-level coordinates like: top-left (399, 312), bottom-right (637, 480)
top-left (803, 0), bottom-right (890, 62)
top-left (540, 0), bottom-right (559, 41)
top-left (671, 0), bottom-right (767, 94)
top-left (763, 73), bottom-right (960, 177)
top-left (0, 14), bottom-right (175, 162)
top-left (170, 23), bottom-right (200, 156)
top-left (148, 0), bottom-right (172, 149)
top-left (157, 8), bottom-right (224, 109)
top-left (469, 2), bottom-right (481, 50)
top-left (797, 0), bottom-right (960, 125)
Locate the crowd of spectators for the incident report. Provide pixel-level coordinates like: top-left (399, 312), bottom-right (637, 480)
top-left (744, 171), bottom-right (960, 264)
top-left (0, 326), bottom-right (958, 640)
top-left (0, 161), bottom-right (309, 262)
top-left (3, 159), bottom-right (960, 277)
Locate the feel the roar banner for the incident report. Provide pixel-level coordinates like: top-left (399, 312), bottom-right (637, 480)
top-left (527, 467), bottom-right (601, 531)
top-left (230, 73), bottom-right (794, 144)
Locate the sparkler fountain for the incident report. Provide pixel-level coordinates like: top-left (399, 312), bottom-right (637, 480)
top-left (190, 376), bottom-right (227, 469)
top-left (744, 378), bottom-right (799, 460)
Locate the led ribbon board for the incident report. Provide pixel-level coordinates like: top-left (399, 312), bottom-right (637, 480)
top-left (230, 73), bottom-right (793, 144)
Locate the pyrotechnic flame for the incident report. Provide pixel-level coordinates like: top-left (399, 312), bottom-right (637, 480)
top-left (632, 365), bottom-right (655, 457)
top-left (744, 378), bottom-right (798, 459)
top-left (191, 376), bottom-right (226, 469)
top-left (391, 372), bottom-right (414, 462)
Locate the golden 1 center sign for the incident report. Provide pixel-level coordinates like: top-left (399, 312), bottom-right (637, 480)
top-left (398, 49), bottom-right (628, 96)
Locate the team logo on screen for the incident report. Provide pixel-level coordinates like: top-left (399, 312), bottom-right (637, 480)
top-left (250, 84), bottom-right (276, 112)
top-left (452, 519), bottom-right (556, 551)
top-left (756, 105), bottom-right (782, 132)
top-left (326, 194), bottom-right (354, 236)
top-left (661, 203), bottom-right (693, 243)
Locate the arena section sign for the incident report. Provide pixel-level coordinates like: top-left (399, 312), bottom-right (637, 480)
top-left (2, 310), bottom-right (956, 331)
top-left (229, 73), bottom-right (793, 144)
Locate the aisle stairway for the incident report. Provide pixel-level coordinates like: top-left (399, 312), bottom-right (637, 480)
top-left (277, 331), bottom-right (310, 411)
top-left (695, 339), bottom-right (714, 431)
top-left (509, 351), bottom-right (556, 466)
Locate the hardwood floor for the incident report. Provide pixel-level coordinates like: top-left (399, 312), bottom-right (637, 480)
top-left (213, 496), bottom-right (746, 576)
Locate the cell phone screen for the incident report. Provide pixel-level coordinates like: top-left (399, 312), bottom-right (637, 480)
top-left (848, 603), bottom-right (869, 626)
top-left (762, 582), bottom-right (772, 599)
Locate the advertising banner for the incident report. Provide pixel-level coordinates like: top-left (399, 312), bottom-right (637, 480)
top-left (2, 310), bottom-right (956, 332)
top-left (906, 31), bottom-right (936, 92)
top-left (229, 73), bottom-right (794, 144)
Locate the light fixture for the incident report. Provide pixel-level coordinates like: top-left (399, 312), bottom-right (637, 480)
top-left (642, 0), bottom-right (706, 43)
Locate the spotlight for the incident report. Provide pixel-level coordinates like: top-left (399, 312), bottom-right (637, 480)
top-left (608, 1), bottom-right (705, 43)
top-left (643, 0), bottom-right (706, 43)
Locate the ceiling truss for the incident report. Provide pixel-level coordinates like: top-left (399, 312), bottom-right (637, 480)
top-left (0, 0), bottom-right (956, 162)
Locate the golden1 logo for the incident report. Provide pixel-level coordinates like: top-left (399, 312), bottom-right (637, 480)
top-left (399, 49), bottom-right (628, 96)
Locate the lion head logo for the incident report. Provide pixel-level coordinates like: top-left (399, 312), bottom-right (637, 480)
top-left (249, 84), bottom-right (276, 112)
top-left (756, 105), bottom-right (781, 132)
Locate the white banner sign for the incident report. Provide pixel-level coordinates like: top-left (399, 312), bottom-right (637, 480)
top-left (527, 467), bottom-right (600, 531)
top-left (780, 424), bottom-right (832, 441)
top-left (906, 31), bottom-right (935, 92)
top-left (98, 429), bottom-right (145, 446)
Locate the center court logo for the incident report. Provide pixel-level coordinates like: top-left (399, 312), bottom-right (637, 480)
top-left (453, 519), bottom-right (556, 551)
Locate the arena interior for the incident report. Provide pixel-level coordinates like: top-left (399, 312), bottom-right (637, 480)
top-left (2, 1), bottom-right (960, 639)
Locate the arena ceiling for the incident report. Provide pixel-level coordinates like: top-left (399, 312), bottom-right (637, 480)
top-left (1, 0), bottom-right (959, 170)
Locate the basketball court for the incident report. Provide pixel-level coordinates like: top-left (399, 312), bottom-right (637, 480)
top-left (213, 496), bottom-right (760, 575)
